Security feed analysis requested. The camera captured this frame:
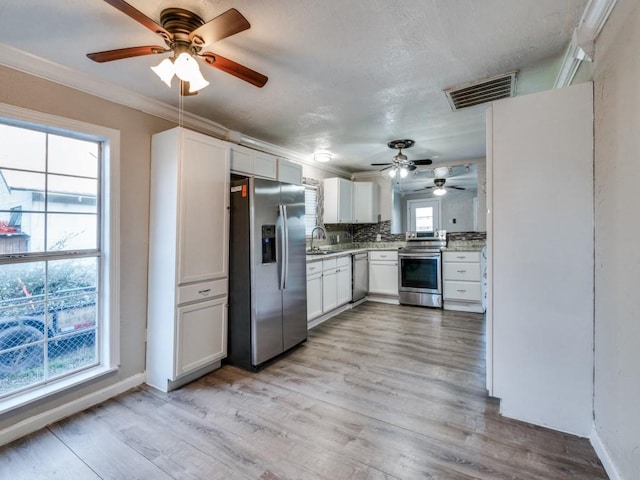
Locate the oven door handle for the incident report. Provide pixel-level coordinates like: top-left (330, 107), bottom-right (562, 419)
top-left (399, 253), bottom-right (441, 258)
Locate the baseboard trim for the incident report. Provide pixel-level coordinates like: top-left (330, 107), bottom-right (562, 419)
top-left (590, 425), bottom-right (623, 480)
top-left (0, 372), bottom-right (145, 447)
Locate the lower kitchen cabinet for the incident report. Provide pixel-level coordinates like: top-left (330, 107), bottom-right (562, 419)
top-left (306, 261), bottom-right (323, 320)
top-left (322, 258), bottom-right (338, 312)
top-left (443, 250), bottom-right (484, 313)
top-left (306, 254), bottom-right (354, 322)
top-left (368, 250), bottom-right (399, 297)
top-left (336, 255), bottom-right (353, 305)
top-left (175, 297), bottom-right (227, 378)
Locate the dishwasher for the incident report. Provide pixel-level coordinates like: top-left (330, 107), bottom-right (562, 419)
top-left (351, 252), bottom-right (368, 302)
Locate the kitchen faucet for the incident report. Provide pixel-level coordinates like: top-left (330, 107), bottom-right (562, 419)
top-left (309, 226), bottom-right (327, 252)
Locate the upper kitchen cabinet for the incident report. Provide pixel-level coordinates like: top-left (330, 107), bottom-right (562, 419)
top-left (323, 177), bottom-right (353, 223)
top-left (487, 82), bottom-right (593, 437)
top-left (353, 181), bottom-right (379, 223)
top-left (147, 127), bottom-right (230, 391)
top-left (230, 144), bottom-right (277, 180)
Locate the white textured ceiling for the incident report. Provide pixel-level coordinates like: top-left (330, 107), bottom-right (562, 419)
top-left (0, 0), bottom-right (587, 179)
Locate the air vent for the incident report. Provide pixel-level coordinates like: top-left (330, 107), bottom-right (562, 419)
top-left (444, 71), bottom-right (517, 110)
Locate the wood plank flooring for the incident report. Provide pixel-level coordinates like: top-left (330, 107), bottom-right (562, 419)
top-left (0, 302), bottom-right (608, 479)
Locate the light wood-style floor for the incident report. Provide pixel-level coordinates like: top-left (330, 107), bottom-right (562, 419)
top-left (0, 302), bottom-right (608, 479)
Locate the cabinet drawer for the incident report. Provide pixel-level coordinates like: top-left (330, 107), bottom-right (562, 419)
top-left (178, 279), bottom-right (227, 305)
top-left (369, 250), bottom-right (398, 261)
top-left (306, 261), bottom-right (323, 275)
top-left (336, 255), bottom-right (351, 268)
top-left (443, 262), bottom-right (481, 281)
top-left (443, 251), bottom-right (481, 263)
top-left (443, 281), bottom-right (482, 302)
top-left (322, 257), bottom-right (337, 271)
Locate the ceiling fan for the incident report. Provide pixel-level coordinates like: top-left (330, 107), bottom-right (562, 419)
top-left (87, 0), bottom-right (268, 94)
top-left (371, 139), bottom-right (433, 178)
top-left (415, 178), bottom-right (466, 196)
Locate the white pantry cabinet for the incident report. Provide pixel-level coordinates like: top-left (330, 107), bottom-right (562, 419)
top-left (323, 178), bottom-right (353, 224)
top-left (353, 182), bottom-right (379, 223)
top-left (147, 127), bottom-right (230, 392)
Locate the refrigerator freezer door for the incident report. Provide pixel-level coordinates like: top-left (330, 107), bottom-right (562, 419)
top-left (252, 178), bottom-right (285, 365)
top-left (280, 183), bottom-right (308, 351)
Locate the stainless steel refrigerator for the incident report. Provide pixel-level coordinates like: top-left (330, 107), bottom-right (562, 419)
top-left (227, 175), bottom-right (307, 370)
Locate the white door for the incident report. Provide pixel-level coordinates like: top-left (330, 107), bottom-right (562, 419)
top-left (407, 199), bottom-right (440, 232)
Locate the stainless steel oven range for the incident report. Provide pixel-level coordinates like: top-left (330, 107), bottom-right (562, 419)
top-left (398, 231), bottom-right (447, 308)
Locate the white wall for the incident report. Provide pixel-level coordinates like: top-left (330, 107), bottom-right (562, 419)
top-left (584, 0), bottom-right (640, 476)
top-left (488, 81), bottom-right (594, 437)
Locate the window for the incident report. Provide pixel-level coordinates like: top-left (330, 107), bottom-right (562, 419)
top-left (304, 186), bottom-right (318, 236)
top-left (0, 104), bottom-right (119, 408)
top-left (407, 199), bottom-right (441, 232)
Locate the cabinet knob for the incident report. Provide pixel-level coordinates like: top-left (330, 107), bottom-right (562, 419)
top-left (457, 289), bottom-right (467, 293)
top-left (456, 256), bottom-right (466, 259)
top-left (457, 269), bottom-right (467, 273)
top-left (198, 288), bottom-right (211, 295)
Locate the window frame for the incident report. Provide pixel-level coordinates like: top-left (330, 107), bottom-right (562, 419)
top-left (0, 103), bottom-right (120, 414)
top-left (304, 184), bottom-right (319, 237)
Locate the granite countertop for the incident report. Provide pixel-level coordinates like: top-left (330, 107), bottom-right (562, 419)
top-left (444, 240), bottom-right (487, 252)
top-left (306, 242), bottom-right (404, 261)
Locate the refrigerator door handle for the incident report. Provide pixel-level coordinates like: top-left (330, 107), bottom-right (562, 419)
top-left (278, 204), bottom-right (286, 290)
top-left (282, 204), bottom-right (289, 289)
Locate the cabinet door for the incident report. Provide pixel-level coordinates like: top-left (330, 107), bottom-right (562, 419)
top-left (443, 262), bottom-right (481, 281)
top-left (254, 152), bottom-right (277, 179)
top-left (336, 264), bottom-right (352, 305)
top-left (353, 182), bottom-right (379, 223)
top-left (307, 274), bottom-right (323, 321)
top-left (369, 262), bottom-right (398, 295)
top-left (322, 270), bottom-right (338, 312)
top-left (175, 297), bottom-right (228, 378)
top-left (230, 146), bottom-right (253, 174)
top-left (278, 158), bottom-right (302, 185)
top-left (338, 179), bottom-right (353, 223)
top-left (178, 132), bottom-right (230, 285)
top-left (443, 281), bottom-right (482, 301)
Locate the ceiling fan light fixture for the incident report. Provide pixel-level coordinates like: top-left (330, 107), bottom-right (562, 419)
top-left (151, 58), bottom-right (175, 87)
top-left (433, 187), bottom-right (447, 196)
top-left (399, 167), bottom-right (408, 178)
top-left (388, 168), bottom-right (397, 178)
top-left (187, 70), bottom-right (210, 93)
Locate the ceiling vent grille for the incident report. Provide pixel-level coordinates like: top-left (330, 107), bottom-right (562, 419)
top-left (444, 71), bottom-right (517, 110)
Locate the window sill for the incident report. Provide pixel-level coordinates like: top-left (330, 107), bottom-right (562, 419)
top-left (0, 365), bottom-right (118, 416)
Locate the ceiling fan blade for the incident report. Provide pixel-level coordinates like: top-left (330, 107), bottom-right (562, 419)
top-left (450, 186), bottom-right (466, 190)
top-left (370, 163), bottom-right (393, 166)
top-left (407, 165), bottom-right (417, 171)
top-left (200, 52), bottom-right (268, 87)
top-left (190, 8), bottom-right (250, 47)
top-left (102, 0), bottom-right (171, 40)
top-left (87, 45), bottom-right (167, 63)
top-left (378, 166), bottom-right (393, 172)
top-left (412, 159), bottom-right (433, 166)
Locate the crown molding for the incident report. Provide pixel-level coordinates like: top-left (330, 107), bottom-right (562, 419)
top-left (0, 43), bottom-right (349, 177)
top-left (554, 0), bottom-right (618, 88)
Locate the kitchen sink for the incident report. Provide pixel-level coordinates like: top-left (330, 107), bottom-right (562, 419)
top-left (306, 250), bottom-right (330, 255)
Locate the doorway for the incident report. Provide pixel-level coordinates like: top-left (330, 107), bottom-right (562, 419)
top-left (407, 199), bottom-right (441, 232)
